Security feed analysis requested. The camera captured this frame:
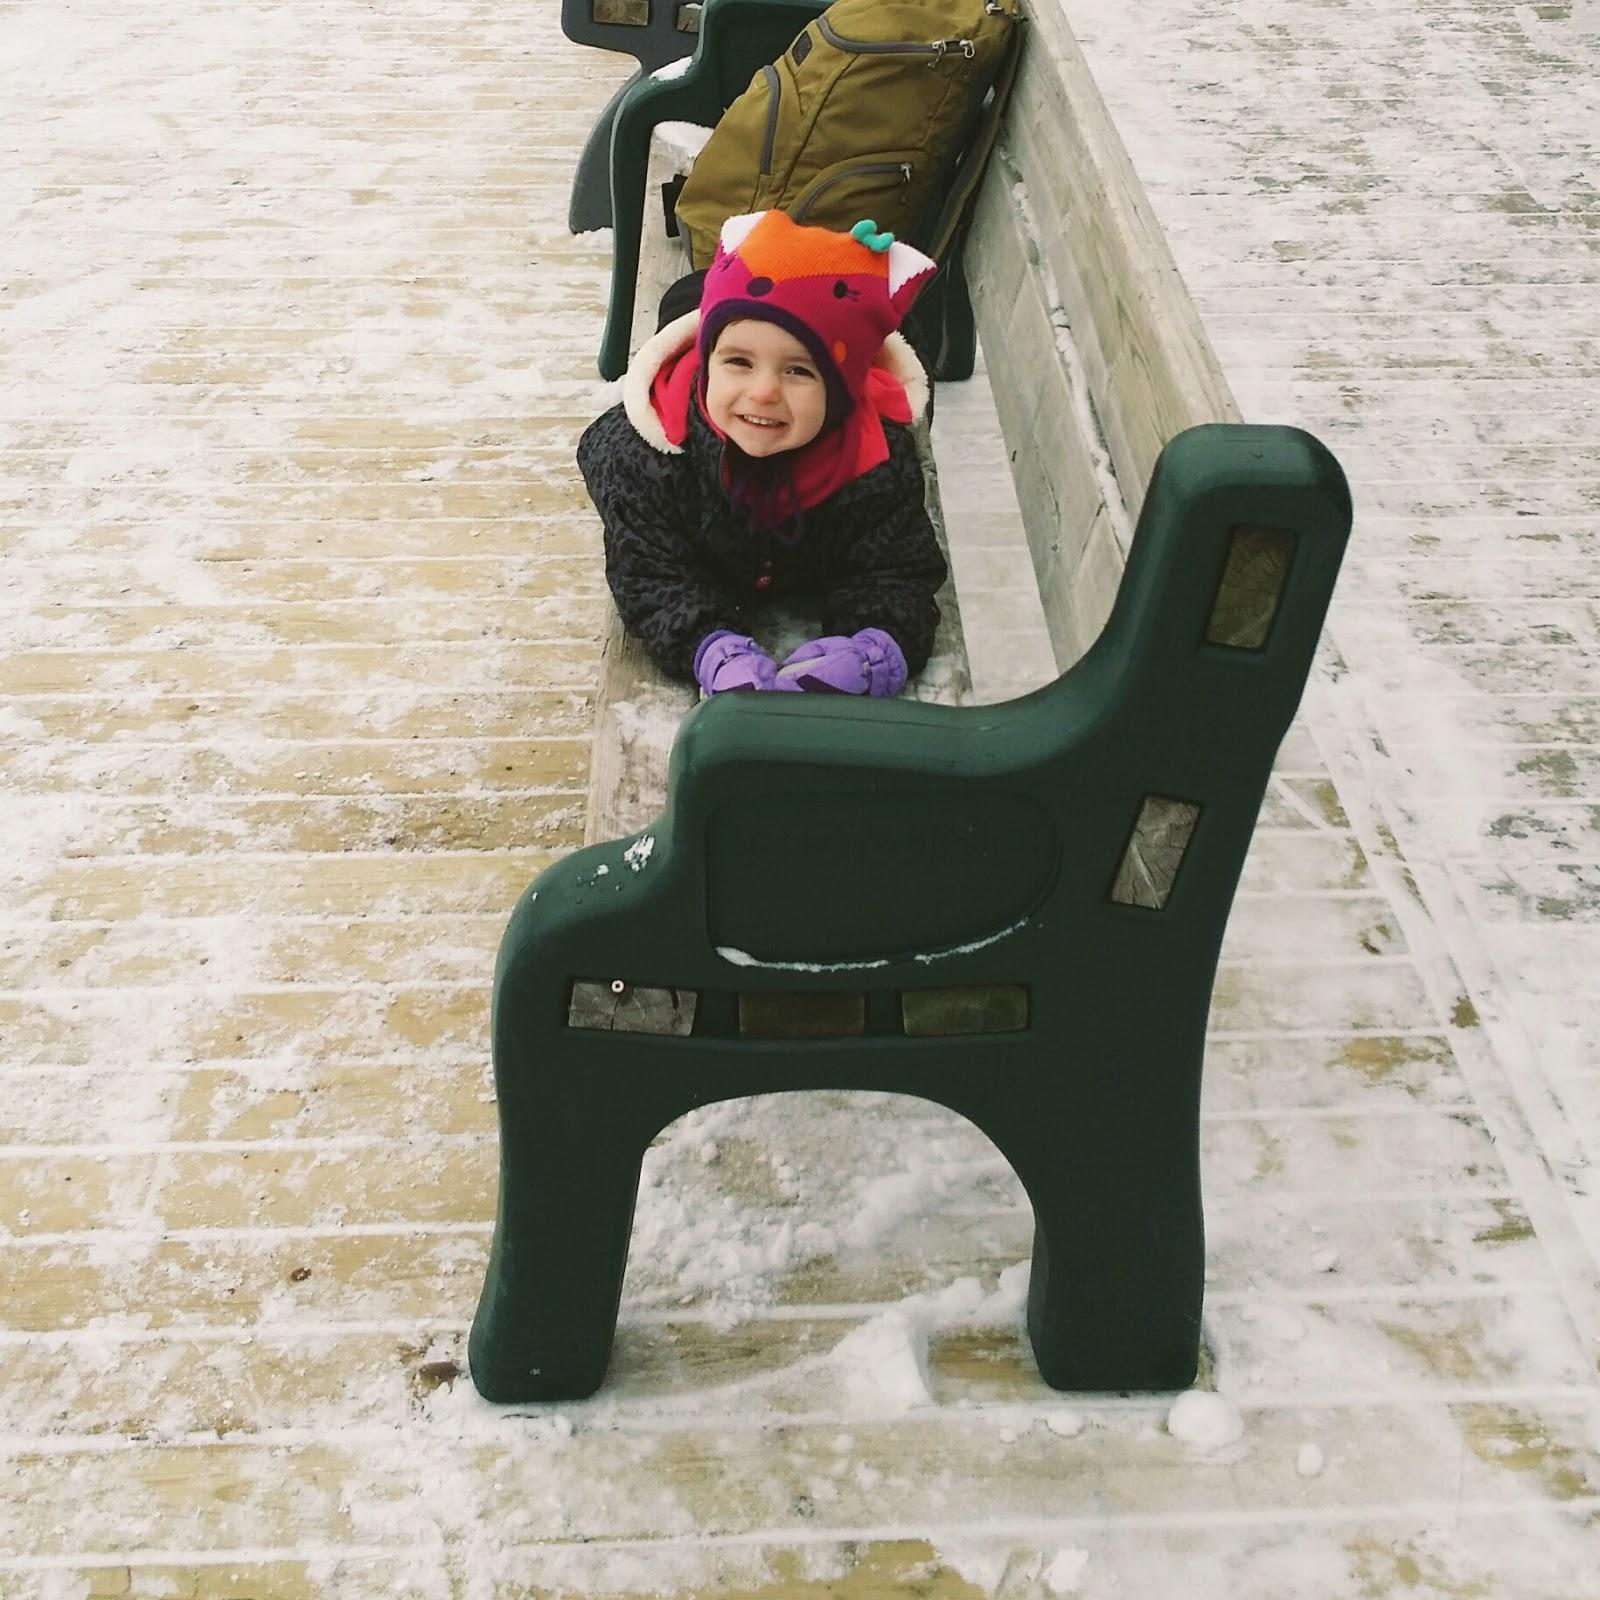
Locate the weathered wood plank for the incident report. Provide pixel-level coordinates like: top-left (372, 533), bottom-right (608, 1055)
top-left (0, 957), bottom-right (1435, 1074)
top-left (964, 184), bottom-right (1108, 670)
top-left (21, 1514), bottom-right (1600, 1600)
top-left (0, 737), bottom-right (588, 799)
top-left (1, 1270), bottom-right (1586, 1448)
top-left (6, 1400), bottom-right (1597, 1558)
top-left (0, 689), bottom-right (594, 746)
top-left (2, 596), bottom-right (605, 652)
top-left (0, 643), bottom-right (600, 697)
top-left (0, 1181), bottom-right (1550, 1361)
top-left (1, 555), bottom-right (606, 607)
top-left (0, 1098), bottom-right (1511, 1245)
top-left (1, 515), bottom-right (602, 561)
top-left (9, 854), bottom-right (553, 923)
top-left (1, 801), bottom-right (1369, 929)
top-left (961, 0), bottom-right (1239, 670)
top-left (0, 1028), bottom-right (1461, 1152)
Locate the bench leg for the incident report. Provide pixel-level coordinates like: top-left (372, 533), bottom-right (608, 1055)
top-left (568, 73), bottom-right (642, 234)
top-left (1006, 1114), bottom-right (1204, 1393)
top-left (468, 1106), bottom-right (647, 1402)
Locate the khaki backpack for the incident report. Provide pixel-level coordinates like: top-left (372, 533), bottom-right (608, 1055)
top-left (674, 0), bottom-right (1023, 272)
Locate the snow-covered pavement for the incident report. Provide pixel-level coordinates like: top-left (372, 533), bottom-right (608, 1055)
top-left (1073, 0), bottom-right (1600, 1332)
top-left (2, 1), bottom-right (1598, 1595)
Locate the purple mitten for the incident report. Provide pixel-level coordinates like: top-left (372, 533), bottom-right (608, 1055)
top-left (693, 630), bottom-right (778, 695)
top-left (774, 628), bottom-right (908, 697)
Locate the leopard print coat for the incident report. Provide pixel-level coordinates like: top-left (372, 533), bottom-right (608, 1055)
top-left (575, 312), bottom-right (946, 683)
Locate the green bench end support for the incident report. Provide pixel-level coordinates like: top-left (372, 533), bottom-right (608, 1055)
top-left (469, 423), bottom-right (1352, 1401)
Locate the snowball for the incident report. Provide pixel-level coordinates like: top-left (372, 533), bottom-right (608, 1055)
top-left (1043, 1547), bottom-right (1090, 1594)
top-left (1296, 1442), bottom-right (1325, 1477)
top-left (1045, 1409), bottom-right (1085, 1438)
top-left (935, 1545), bottom-right (1008, 1594)
top-left (1310, 1247), bottom-right (1341, 1273)
top-left (832, 1310), bottom-right (931, 1412)
top-left (1166, 1390), bottom-right (1244, 1450)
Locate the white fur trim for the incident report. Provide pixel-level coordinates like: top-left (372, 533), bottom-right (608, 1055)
top-left (719, 212), bottom-right (766, 254)
top-left (887, 239), bottom-right (938, 299)
top-left (621, 309), bottom-right (700, 455)
top-left (877, 331), bottom-right (931, 425)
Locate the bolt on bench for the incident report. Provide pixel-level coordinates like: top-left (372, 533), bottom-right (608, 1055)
top-left (471, 0), bottom-right (1351, 1402)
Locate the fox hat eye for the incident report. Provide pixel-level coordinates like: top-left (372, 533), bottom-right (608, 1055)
top-left (832, 280), bottom-right (859, 300)
top-left (745, 276), bottom-right (774, 296)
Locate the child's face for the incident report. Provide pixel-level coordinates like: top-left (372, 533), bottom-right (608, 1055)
top-left (705, 319), bottom-right (827, 457)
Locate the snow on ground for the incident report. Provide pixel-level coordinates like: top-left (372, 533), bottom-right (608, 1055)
top-left (2, 0), bottom-right (1599, 1595)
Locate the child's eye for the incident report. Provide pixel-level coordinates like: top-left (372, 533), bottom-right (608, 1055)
top-left (787, 366), bottom-right (817, 380)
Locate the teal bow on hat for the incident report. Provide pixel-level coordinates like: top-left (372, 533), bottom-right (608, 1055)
top-left (851, 219), bottom-right (896, 253)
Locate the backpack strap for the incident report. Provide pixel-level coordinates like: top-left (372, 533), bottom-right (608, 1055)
top-left (924, 16), bottom-right (1026, 264)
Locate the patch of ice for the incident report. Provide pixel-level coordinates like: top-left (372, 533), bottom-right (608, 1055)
top-left (714, 916), bottom-right (1028, 973)
top-left (715, 944), bottom-right (889, 973)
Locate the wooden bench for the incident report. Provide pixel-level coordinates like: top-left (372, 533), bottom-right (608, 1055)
top-left (467, 0), bottom-right (1352, 1402)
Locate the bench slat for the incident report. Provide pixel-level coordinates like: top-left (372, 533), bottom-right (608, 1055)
top-left (966, 177), bottom-right (1118, 665)
top-left (1004, 2), bottom-right (1239, 491)
top-left (964, 1), bottom-right (1239, 668)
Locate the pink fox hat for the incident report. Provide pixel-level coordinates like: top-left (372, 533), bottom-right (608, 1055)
top-left (696, 211), bottom-right (939, 429)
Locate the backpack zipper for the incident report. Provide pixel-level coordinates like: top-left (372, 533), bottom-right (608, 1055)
top-left (792, 161), bottom-right (914, 223)
top-left (759, 63), bottom-right (781, 175)
top-left (817, 15), bottom-right (974, 60)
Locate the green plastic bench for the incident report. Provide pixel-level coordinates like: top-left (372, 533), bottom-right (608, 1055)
top-left (469, 423), bottom-right (1352, 1402)
top-left (561, 0), bottom-right (705, 234)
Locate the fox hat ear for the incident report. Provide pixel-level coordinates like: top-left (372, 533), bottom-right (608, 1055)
top-left (886, 239), bottom-right (938, 305)
top-left (717, 212), bottom-right (767, 255)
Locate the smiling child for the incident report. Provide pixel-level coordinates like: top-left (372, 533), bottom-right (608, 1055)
top-left (576, 210), bottom-right (948, 698)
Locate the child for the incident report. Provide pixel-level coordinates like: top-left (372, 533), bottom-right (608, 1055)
top-left (576, 211), bottom-right (948, 698)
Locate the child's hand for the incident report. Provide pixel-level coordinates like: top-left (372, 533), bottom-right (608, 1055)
top-left (774, 629), bottom-right (907, 697)
top-left (693, 630), bottom-right (780, 695)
